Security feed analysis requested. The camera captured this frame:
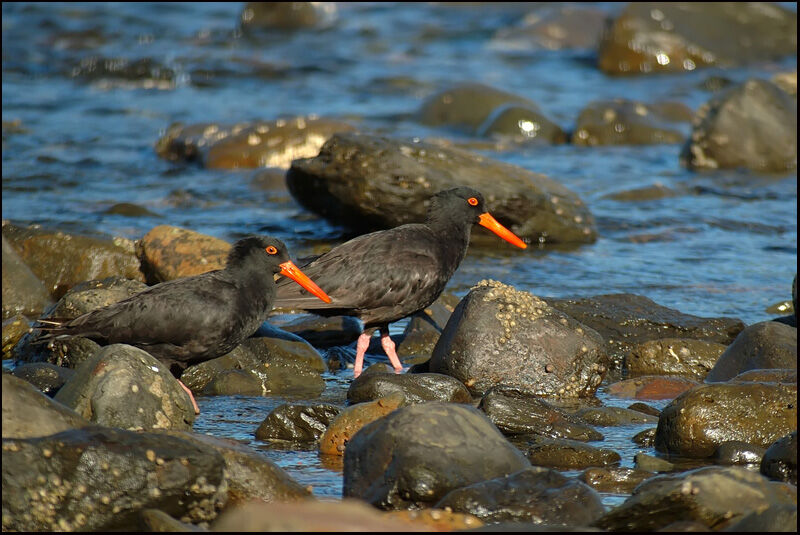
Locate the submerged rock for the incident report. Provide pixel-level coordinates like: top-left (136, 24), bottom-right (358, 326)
top-left (579, 467), bottom-right (655, 494)
top-left (572, 99), bottom-right (689, 146)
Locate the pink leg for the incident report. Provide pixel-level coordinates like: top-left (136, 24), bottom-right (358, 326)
top-left (353, 331), bottom-right (372, 379)
top-left (380, 328), bottom-right (404, 374)
top-left (179, 379), bottom-right (200, 415)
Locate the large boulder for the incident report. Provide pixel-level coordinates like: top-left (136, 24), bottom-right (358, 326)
top-left (2, 235), bottom-right (52, 319)
top-left (343, 402), bottom-right (530, 510)
top-left (430, 280), bottom-right (607, 397)
top-left (705, 321), bottom-right (797, 382)
top-left (2, 374), bottom-right (90, 439)
top-left (286, 132), bottom-right (597, 244)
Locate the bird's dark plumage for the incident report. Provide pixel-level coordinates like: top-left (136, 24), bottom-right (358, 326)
top-left (273, 186), bottom-right (527, 377)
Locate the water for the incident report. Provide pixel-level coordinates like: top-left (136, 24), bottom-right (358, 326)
top-left (3, 2), bottom-right (796, 510)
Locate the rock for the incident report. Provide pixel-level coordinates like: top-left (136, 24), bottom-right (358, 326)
top-left (54, 344), bottom-right (195, 430)
top-left (140, 509), bottom-right (204, 532)
top-left (286, 132), bottom-right (597, 244)
top-left (655, 382), bottom-right (797, 458)
top-left (773, 71), bottom-right (797, 96)
top-left (625, 338), bottom-right (727, 380)
top-left (11, 362), bottom-right (74, 396)
top-left (430, 280), bottom-right (607, 397)
top-left (161, 431), bottom-right (310, 506)
top-left (525, 437), bottom-right (621, 469)
top-left (434, 466), bottom-right (605, 526)
top-left (386, 509), bottom-right (484, 531)
top-left (627, 402), bottom-right (661, 417)
top-left (681, 79), bottom-right (797, 172)
top-left (2, 374), bottom-right (90, 439)
top-left (2, 314), bottom-right (30, 359)
top-left (730, 368), bottom-right (797, 384)
top-left (417, 83), bottom-right (539, 133)
top-left (633, 428), bottom-right (657, 447)
top-left (545, 293), bottom-right (744, 376)
top-left (761, 432), bottom-right (797, 485)
top-left (491, 5), bottom-right (607, 51)
top-left (606, 376), bottom-right (700, 400)
top-left (579, 467), bottom-right (655, 494)
top-left (347, 372), bottom-right (472, 405)
top-left (705, 321), bottom-right (797, 382)
top-left (255, 403), bottom-right (341, 442)
top-left (397, 293), bottom-right (459, 358)
top-left (713, 441), bottom-right (766, 465)
top-left (271, 314), bottom-right (362, 348)
top-left (2, 222), bottom-right (143, 298)
top-left (103, 202), bottom-right (161, 218)
top-left (212, 499), bottom-right (427, 532)
top-left (476, 104), bottom-right (567, 144)
top-left (573, 99), bottom-right (688, 146)
top-left (598, 3), bottom-right (797, 75)
top-left (573, 406), bottom-right (659, 427)
top-left (319, 392), bottom-right (406, 456)
top-left (71, 57), bottom-right (175, 89)
top-left (722, 504), bottom-right (798, 532)
top-left (593, 466), bottom-right (797, 531)
top-left (136, 225), bottom-right (231, 283)
top-left (13, 332), bottom-right (101, 370)
top-left (478, 387), bottom-right (603, 441)
top-left (239, 2), bottom-right (335, 32)
top-left (604, 183), bottom-right (680, 202)
top-left (342, 402), bottom-right (530, 509)
top-left (634, 453), bottom-right (675, 473)
top-left (2, 236), bottom-right (52, 319)
top-left (155, 117), bottom-right (353, 170)
top-left (1, 426), bottom-right (227, 531)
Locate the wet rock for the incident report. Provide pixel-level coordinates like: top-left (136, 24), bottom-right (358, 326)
top-left (634, 453), bottom-right (675, 473)
top-left (1, 426), bottom-right (227, 531)
top-left (417, 83), bottom-right (539, 133)
top-left (761, 432), bottom-right (797, 485)
top-left (2, 236), bottom-right (52, 319)
top-left (625, 338), bottom-right (727, 380)
top-left (574, 406), bottom-right (659, 427)
top-left (162, 431), bottom-right (311, 506)
top-left (11, 362), bottom-right (74, 396)
top-left (435, 466), bottom-right (605, 526)
top-left (579, 467), bottom-right (655, 494)
top-left (54, 344), bottom-right (195, 430)
top-left (478, 387), bottom-right (603, 441)
top-left (773, 70), bottom-right (797, 96)
top-left (525, 436), bottom-right (621, 469)
top-left (286, 132), bottom-right (597, 244)
top-left (155, 117), bottom-right (353, 170)
top-left (730, 368), bottom-right (797, 384)
top-left (343, 402), bottom-right (530, 509)
top-left (681, 79), bottom-right (797, 172)
top-left (431, 280), bottom-right (607, 397)
top-left (212, 499), bottom-right (426, 532)
top-left (386, 508), bottom-right (484, 531)
top-left (606, 376), bottom-right (700, 400)
top-left (347, 372), bottom-right (472, 405)
top-left (397, 293), bottom-right (459, 358)
top-left (13, 332), bottom-right (101, 369)
top-left (573, 99), bottom-right (688, 146)
top-left (271, 314), bottom-right (362, 348)
top-left (633, 428), bottom-right (657, 447)
top-left (713, 441), bottom-right (766, 465)
top-left (255, 403), bottom-right (341, 442)
top-left (593, 466), bottom-right (797, 531)
top-left (476, 104), bottom-right (567, 145)
top-left (136, 225), bottom-right (231, 283)
top-left (628, 402), bottom-right (661, 417)
top-left (140, 509), bottom-right (204, 532)
top-left (545, 293), bottom-right (744, 376)
top-left (491, 5), bottom-right (607, 51)
top-left (722, 504), bottom-right (798, 532)
top-left (181, 332), bottom-right (325, 398)
top-left (604, 183), bottom-right (680, 202)
top-left (2, 222), bottom-right (143, 298)
top-left (655, 382), bottom-right (797, 458)
top-left (705, 321), bottom-right (797, 382)
top-left (319, 391), bottom-right (405, 456)
top-left (598, 3), bottom-right (797, 75)
top-left (2, 314), bottom-right (30, 359)
top-left (239, 2), bottom-right (335, 32)
top-left (2, 374), bottom-right (90, 439)
top-left (104, 202), bottom-right (161, 218)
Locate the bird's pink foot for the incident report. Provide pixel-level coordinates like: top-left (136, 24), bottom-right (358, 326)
top-left (353, 331), bottom-right (372, 379)
top-left (179, 379), bottom-right (200, 414)
top-left (380, 329), bottom-right (404, 374)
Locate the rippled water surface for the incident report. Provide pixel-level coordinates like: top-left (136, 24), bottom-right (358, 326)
top-left (3, 2), bottom-right (796, 507)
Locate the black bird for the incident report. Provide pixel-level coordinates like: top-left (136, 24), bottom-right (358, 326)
top-left (273, 186), bottom-right (527, 378)
top-left (37, 235), bottom-right (331, 413)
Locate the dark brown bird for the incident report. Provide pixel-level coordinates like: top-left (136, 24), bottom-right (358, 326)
top-left (273, 187), bottom-right (527, 378)
top-left (37, 235), bottom-right (330, 413)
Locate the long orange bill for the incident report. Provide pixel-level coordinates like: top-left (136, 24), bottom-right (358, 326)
top-left (478, 213), bottom-right (528, 249)
top-left (279, 261), bottom-right (332, 303)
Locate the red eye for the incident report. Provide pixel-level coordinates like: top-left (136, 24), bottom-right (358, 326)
top-left (468, 197), bottom-right (479, 206)
top-left (265, 246), bottom-right (278, 255)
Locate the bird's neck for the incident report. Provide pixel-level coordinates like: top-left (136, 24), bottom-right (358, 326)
top-left (426, 215), bottom-right (473, 272)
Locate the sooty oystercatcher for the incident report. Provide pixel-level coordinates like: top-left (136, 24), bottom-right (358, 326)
top-left (273, 186), bottom-right (527, 378)
top-left (36, 235), bottom-right (331, 413)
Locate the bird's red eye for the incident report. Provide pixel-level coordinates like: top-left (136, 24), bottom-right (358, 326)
top-left (468, 197), bottom-right (479, 206)
top-left (265, 246), bottom-right (278, 255)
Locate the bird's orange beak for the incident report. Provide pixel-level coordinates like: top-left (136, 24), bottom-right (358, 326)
top-left (478, 213), bottom-right (527, 249)
top-left (279, 261), bottom-right (332, 303)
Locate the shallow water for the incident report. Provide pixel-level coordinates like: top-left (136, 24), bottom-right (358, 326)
top-left (3, 2), bottom-right (796, 510)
